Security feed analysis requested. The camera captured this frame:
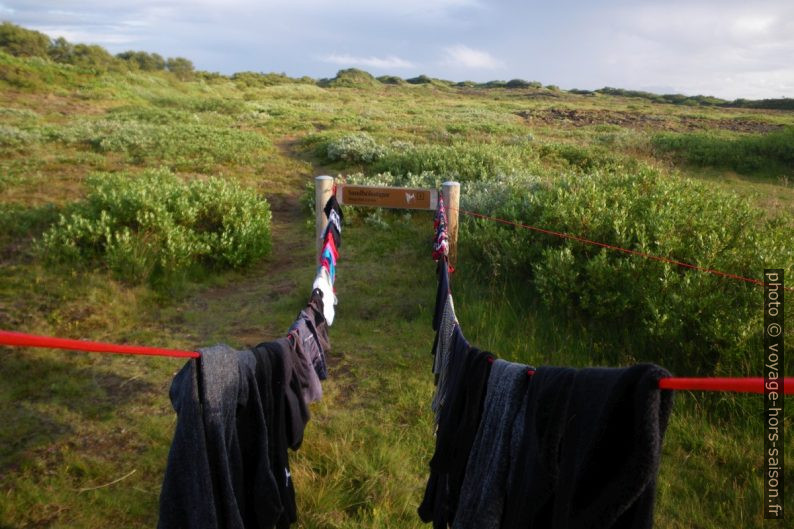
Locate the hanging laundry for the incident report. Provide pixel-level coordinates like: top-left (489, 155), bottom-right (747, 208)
top-left (419, 332), bottom-right (494, 529)
top-left (250, 339), bottom-right (304, 528)
top-left (430, 259), bottom-right (457, 419)
top-left (312, 268), bottom-right (336, 326)
top-left (320, 236), bottom-right (338, 285)
top-left (323, 210), bottom-right (343, 249)
top-left (432, 195), bottom-right (449, 262)
top-left (288, 292), bottom-right (330, 403)
top-left (502, 364), bottom-right (674, 529)
top-left (453, 360), bottom-right (532, 529)
top-left (323, 194), bottom-right (344, 226)
top-left (158, 345), bottom-right (282, 529)
top-left (289, 288), bottom-right (330, 382)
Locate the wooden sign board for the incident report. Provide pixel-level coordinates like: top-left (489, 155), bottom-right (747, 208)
top-left (337, 185), bottom-right (438, 210)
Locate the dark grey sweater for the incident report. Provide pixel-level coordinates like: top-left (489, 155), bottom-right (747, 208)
top-left (158, 344), bottom-right (282, 529)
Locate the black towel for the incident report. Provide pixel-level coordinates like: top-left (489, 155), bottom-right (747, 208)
top-left (502, 364), bottom-right (674, 529)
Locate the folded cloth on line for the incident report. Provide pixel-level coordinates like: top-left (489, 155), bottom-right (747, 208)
top-left (502, 363), bottom-right (674, 529)
top-left (158, 344), bottom-right (282, 529)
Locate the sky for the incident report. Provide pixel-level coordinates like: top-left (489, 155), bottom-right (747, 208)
top-left (2, 0), bottom-right (793, 100)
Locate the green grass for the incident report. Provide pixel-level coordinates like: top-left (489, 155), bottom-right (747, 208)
top-left (0, 47), bottom-right (792, 529)
top-left (653, 127), bottom-right (794, 176)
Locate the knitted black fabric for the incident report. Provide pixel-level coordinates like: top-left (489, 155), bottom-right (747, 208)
top-left (503, 364), bottom-right (674, 529)
top-left (418, 334), bottom-right (494, 528)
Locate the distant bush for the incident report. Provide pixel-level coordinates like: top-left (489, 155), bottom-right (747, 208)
top-left (371, 143), bottom-right (533, 181)
top-left (116, 50), bottom-right (166, 71)
top-left (325, 132), bottom-right (386, 163)
top-left (505, 79), bottom-right (530, 88)
top-left (50, 118), bottom-right (269, 170)
top-left (232, 71), bottom-right (316, 87)
top-left (481, 80), bottom-right (507, 88)
top-left (39, 169), bottom-right (271, 284)
top-left (0, 124), bottom-right (41, 148)
top-left (406, 75), bottom-right (433, 85)
top-left (0, 22), bottom-right (50, 58)
top-left (727, 98), bottom-right (794, 111)
top-left (652, 127), bottom-right (794, 173)
top-left (320, 68), bottom-right (378, 88)
top-left (463, 169), bottom-right (792, 374)
top-left (166, 57), bottom-right (194, 79)
top-left (377, 75), bottom-right (404, 85)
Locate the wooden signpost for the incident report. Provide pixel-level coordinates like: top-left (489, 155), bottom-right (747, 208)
top-left (314, 176), bottom-right (460, 265)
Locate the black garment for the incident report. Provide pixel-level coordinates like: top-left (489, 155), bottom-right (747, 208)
top-left (323, 195), bottom-right (344, 224)
top-left (419, 328), bottom-right (494, 529)
top-left (252, 341), bottom-right (300, 529)
top-left (322, 219), bottom-right (342, 250)
top-left (432, 257), bottom-right (450, 333)
top-left (430, 257), bottom-right (451, 368)
top-left (306, 289), bottom-right (331, 380)
top-left (158, 345), bottom-right (282, 529)
top-left (502, 364), bottom-right (674, 529)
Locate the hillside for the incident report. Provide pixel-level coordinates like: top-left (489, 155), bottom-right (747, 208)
top-left (1, 24), bottom-right (793, 529)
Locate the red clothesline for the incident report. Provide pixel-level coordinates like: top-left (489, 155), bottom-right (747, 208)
top-left (2, 330), bottom-right (790, 394)
top-left (455, 208), bottom-right (793, 292)
top-left (0, 330), bottom-right (199, 358)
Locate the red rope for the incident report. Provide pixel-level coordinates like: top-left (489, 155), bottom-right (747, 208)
top-left (1, 330), bottom-right (790, 394)
top-left (659, 377), bottom-right (791, 395)
top-left (456, 208), bottom-right (793, 291)
top-left (0, 330), bottom-right (199, 358)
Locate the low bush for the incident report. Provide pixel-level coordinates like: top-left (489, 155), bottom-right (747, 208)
top-left (652, 127), bottom-right (794, 173)
top-left (325, 132), bottom-right (387, 164)
top-left (39, 169), bottom-right (272, 284)
top-left (462, 169), bottom-right (792, 375)
top-left (49, 118), bottom-right (269, 171)
top-left (371, 143), bottom-right (535, 181)
top-left (0, 124), bottom-right (41, 148)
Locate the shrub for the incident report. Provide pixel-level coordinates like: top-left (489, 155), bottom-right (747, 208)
top-left (320, 68), bottom-right (378, 88)
top-left (39, 169), bottom-right (271, 284)
top-left (49, 118), bottom-right (269, 170)
top-left (462, 169), bottom-right (792, 374)
top-left (371, 143), bottom-right (540, 181)
top-left (0, 124), bottom-right (41, 148)
top-left (116, 50), bottom-right (166, 71)
top-left (325, 132), bottom-right (386, 163)
top-left (166, 57), bottom-right (194, 79)
top-left (377, 75), bottom-right (405, 85)
top-left (0, 22), bottom-right (50, 58)
top-left (652, 128), bottom-right (794, 173)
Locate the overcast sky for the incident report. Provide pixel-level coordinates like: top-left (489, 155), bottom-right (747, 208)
top-left (2, 0), bottom-right (793, 99)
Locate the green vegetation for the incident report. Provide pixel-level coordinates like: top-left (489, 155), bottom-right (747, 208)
top-left (0, 22), bottom-right (792, 529)
top-left (39, 169), bottom-right (272, 285)
top-left (653, 127), bottom-right (794, 174)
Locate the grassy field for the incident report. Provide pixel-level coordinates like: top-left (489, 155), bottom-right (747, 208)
top-left (1, 36), bottom-right (793, 529)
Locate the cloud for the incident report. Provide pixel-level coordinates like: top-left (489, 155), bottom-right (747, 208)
top-left (442, 44), bottom-right (503, 69)
top-left (603, 1), bottom-right (794, 98)
top-left (322, 53), bottom-right (415, 69)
